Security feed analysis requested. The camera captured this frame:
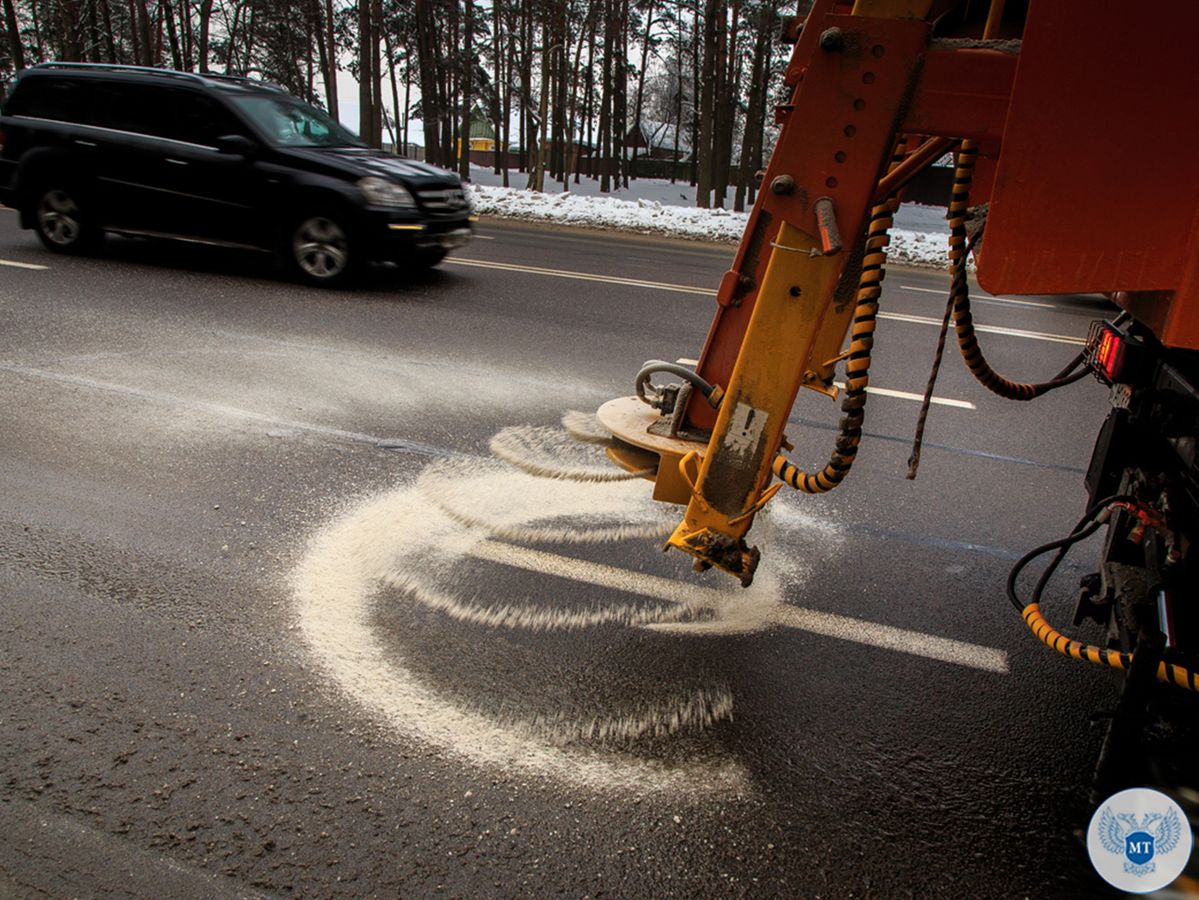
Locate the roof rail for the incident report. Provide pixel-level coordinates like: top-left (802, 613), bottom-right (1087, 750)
top-left (32, 61), bottom-right (205, 84)
top-left (29, 62), bottom-right (285, 92)
top-left (195, 71), bottom-right (287, 92)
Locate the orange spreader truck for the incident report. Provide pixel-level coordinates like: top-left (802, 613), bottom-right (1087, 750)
top-left (597, 0), bottom-right (1199, 798)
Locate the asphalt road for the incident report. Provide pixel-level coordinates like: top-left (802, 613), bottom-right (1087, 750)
top-left (0, 210), bottom-right (1173, 897)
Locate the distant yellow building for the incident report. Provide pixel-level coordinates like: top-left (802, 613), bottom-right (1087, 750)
top-left (457, 108), bottom-right (498, 156)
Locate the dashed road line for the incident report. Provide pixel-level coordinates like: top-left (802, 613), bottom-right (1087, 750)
top-left (878, 310), bottom-right (1085, 345)
top-left (673, 358), bottom-right (975, 409)
top-left (832, 381), bottom-right (975, 409)
top-left (473, 540), bottom-right (1009, 673)
top-left (453, 257), bottom-right (1086, 345)
top-left (0, 258), bottom-right (48, 270)
top-left (447, 257), bottom-right (717, 295)
top-left (899, 283), bottom-right (1057, 309)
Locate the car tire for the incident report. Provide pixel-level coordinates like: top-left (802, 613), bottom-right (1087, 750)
top-left (287, 213), bottom-right (357, 287)
top-left (32, 185), bottom-right (99, 254)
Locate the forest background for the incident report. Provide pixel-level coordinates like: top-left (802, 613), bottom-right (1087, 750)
top-left (0, 0), bottom-right (812, 211)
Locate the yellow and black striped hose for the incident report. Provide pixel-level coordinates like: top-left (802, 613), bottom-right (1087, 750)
top-left (1009, 497), bottom-right (1198, 694)
top-left (948, 142), bottom-right (1084, 400)
top-left (1022, 604), bottom-right (1199, 692)
top-left (772, 198), bottom-right (893, 493)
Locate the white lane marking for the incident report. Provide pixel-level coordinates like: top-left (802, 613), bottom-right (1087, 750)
top-left (879, 311), bottom-right (1085, 345)
top-left (768, 605), bottom-right (1009, 673)
top-left (0, 258), bottom-right (49, 270)
top-left (447, 257), bottom-right (716, 295)
top-left (674, 358), bottom-right (975, 409)
top-left (899, 284), bottom-right (1056, 309)
top-left (454, 258), bottom-right (1085, 345)
top-left (475, 541), bottom-right (1008, 674)
top-left (832, 381), bottom-right (975, 409)
top-left (473, 234), bottom-right (495, 240)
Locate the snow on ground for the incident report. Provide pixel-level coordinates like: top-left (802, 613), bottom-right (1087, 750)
top-left (465, 166), bottom-right (952, 269)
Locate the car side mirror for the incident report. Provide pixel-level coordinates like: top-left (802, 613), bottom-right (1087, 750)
top-left (216, 134), bottom-right (258, 156)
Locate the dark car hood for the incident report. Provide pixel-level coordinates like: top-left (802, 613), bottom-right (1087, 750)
top-left (278, 147), bottom-right (461, 186)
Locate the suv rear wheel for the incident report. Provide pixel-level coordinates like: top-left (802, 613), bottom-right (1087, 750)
top-left (33, 186), bottom-right (98, 254)
top-left (289, 214), bottom-right (356, 287)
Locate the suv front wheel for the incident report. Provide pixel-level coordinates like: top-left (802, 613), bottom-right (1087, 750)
top-left (288, 213), bottom-right (356, 287)
top-left (33, 186), bottom-right (99, 254)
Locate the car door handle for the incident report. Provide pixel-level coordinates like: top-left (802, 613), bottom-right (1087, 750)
top-left (166, 158), bottom-right (188, 166)
top-left (74, 139), bottom-right (97, 148)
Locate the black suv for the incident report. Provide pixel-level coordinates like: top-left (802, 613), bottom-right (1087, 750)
top-left (0, 62), bottom-right (473, 285)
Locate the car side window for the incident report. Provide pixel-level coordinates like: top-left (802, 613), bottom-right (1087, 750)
top-left (7, 77), bottom-right (91, 122)
top-left (175, 92), bottom-right (248, 147)
top-left (91, 83), bottom-right (179, 139)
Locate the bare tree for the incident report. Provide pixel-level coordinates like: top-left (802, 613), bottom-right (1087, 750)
top-left (458, 0), bottom-right (472, 178)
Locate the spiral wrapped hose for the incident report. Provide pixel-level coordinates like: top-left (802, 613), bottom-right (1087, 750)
top-left (948, 143), bottom-right (1082, 400)
top-left (772, 200), bottom-right (891, 493)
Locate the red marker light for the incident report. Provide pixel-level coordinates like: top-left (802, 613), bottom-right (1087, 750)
top-left (1095, 328), bottom-right (1125, 382)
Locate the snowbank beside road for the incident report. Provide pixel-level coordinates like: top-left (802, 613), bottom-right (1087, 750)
top-left (466, 182), bottom-right (951, 269)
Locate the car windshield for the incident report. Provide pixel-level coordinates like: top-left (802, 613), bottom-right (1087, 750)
top-left (229, 95), bottom-right (364, 148)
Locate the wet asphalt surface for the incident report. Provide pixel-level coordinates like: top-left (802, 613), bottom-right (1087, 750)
top-left (0, 210), bottom-right (1185, 898)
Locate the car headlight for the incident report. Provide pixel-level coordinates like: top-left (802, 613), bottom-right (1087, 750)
top-left (358, 176), bottom-right (415, 208)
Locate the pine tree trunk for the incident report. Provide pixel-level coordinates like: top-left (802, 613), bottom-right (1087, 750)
top-left (370, 0), bottom-right (382, 142)
top-left (178, 0), bottom-right (192, 69)
top-left (709, 0), bottom-right (728, 209)
top-left (385, 30), bottom-right (402, 154)
top-left (630, 0), bottom-right (656, 181)
top-left (415, 0), bottom-right (442, 165)
top-left (491, 0), bottom-right (504, 176)
top-left (694, 0), bottom-right (717, 207)
top-left (689, 3), bottom-right (699, 187)
top-left (581, 18), bottom-right (595, 183)
top-left (197, 0), bottom-right (213, 70)
top-left (98, 0), bottom-right (119, 63)
top-left (459, 0), bottom-right (473, 180)
top-left (598, 0), bottom-right (613, 193)
top-left (358, 0), bottom-right (375, 147)
top-left (3, 0), bottom-right (24, 70)
top-left (161, 0), bottom-right (183, 69)
top-left (734, 7), bottom-right (769, 212)
top-left (322, 0), bottom-right (338, 116)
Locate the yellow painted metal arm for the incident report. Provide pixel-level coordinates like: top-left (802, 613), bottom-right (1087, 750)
top-left (666, 222), bottom-right (857, 585)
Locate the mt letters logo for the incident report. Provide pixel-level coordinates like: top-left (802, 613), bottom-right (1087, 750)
top-left (1087, 788), bottom-right (1193, 892)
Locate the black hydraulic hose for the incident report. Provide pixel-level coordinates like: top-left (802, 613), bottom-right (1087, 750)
top-left (1030, 519), bottom-right (1104, 606)
top-left (1006, 493), bottom-right (1134, 612)
top-left (1006, 494), bottom-right (1199, 693)
top-left (947, 143), bottom-right (1089, 399)
top-left (1006, 526), bottom-right (1099, 612)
